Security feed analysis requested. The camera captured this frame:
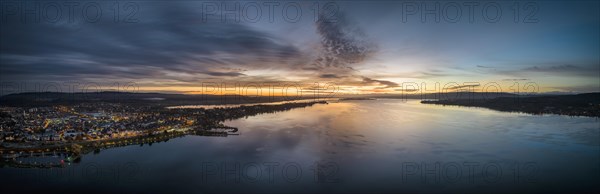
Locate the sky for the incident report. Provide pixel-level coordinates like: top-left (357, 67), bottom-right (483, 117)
top-left (1, 0), bottom-right (599, 96)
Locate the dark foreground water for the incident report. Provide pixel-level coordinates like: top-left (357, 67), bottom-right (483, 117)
top-left (1, 99), bottom-right (599, 193)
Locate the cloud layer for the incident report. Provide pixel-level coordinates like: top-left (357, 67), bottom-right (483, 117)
top-left (0, 2), bottom-right (307, 85)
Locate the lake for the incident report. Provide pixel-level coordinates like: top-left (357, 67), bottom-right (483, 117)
top-left (1, 99), bottom-right (598, 193)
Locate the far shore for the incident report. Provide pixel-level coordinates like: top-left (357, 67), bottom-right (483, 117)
top-left (421, 93), bottom-right (600, 118)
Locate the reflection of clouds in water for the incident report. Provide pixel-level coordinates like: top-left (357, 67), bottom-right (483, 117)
top-left (3, 99), bottom-right (598, 193)
top-left (480, 115), bottom-right (599, 147)
top-left (217, 99), bottom-right (598, 183)
top-left (231, 102), bottom-right (382, 159)
top-left (35, 100), bottom-right (600, 192)
top-left (208, 126), bottom-right (311, 160)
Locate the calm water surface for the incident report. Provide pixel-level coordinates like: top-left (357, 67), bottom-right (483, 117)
top-left (2, 99), bottom-right (599, 193)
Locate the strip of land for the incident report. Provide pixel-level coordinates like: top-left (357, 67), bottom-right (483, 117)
top-left (421, 93), bottom-right (600, 117)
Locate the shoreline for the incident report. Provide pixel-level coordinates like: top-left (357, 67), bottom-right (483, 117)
top-left (421, 94), bottom-right (600, 118)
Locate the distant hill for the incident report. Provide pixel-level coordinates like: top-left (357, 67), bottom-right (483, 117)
top-left (421, 93), bottom-right (600, 117)
top-left (368, 92), bottom-right (519, 100)
top-left (0, 92), bottom-right (291, 107)
top-left (2, 92), bottom-right (598, 113)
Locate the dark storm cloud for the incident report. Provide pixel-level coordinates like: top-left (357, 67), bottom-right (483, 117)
top-left (0, 2), bottom-right (303, 83)
top-left (0, 1), bottom-right (400, 91)
top-left (309, 12), bottom-right (377, 73)
top-left (306, 11), bottom-right (401, 89)
top-left (362, 77), bottom-right (399, 89)
top-left (319, 74), bottom-right (342, 78)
